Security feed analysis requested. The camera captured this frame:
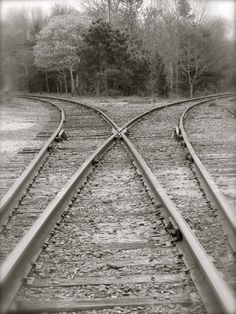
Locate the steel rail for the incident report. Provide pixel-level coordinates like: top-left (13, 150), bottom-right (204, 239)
top-left (179, 99), bottom-right (236, 251)
top-left (0, 98), bottom-right (65, 228)
top-left (0, 134), bottom-right (117, 314)
top-left (2, 92), bottom-right (235, 313)
top-left (120, 131), bottom-right (236, 314)
top-left (0, 94), bottom-right (120, 313)
top-left (0, 94), bottom-right (120, 228)
top-left (16, 92), bottom-right (235, 134)
top-left (117, 92), bottom-right (236, 252)
top-left (4, 130), bottom-right (235, 314)
top-left (120, 92), bottom-right (236, 132)
top-left (16, 94), bottom-right (120, 131)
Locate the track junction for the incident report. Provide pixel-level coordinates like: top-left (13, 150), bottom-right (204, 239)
top-left (0, 93), bottom-right (235, 314)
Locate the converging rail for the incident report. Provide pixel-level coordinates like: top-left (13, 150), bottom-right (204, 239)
top-left (1, 95), bottom-right (120, 313)
top-left (119, 93), bottom-right (236, 252)
top-left (0, 95), bottom-right (119, 230)
top-left (0, 134), bottom-right (117, 314)
top-left (120, 131), bottom-right (236, 314)
top-left (17, 94), bottom-right (120, 131)
top-left (120, 92), bottom-right (236, 132)
top-left (1, 92), bottom-right (235, 314)
top-left (0, 98), bottom-right (65, 227)
top-left (179, 99), bottom-right (236, 251)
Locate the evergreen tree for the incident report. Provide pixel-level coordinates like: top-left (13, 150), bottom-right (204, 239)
top-left (80, 19), bottom-right (150, 95)
top-left (125, 41), bottom-right (150, 95)
top-left (80, 19), bottom-right (130, 95)
top-left (148, 52), bottom-right (169, 97)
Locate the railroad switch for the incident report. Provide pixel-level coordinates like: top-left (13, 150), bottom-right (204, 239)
top-left (122, 128), bottom-right (130, 136)
top-left (174, 126), bottom-right (182, 141)
top-left (112, 128), bottom-right (117, 135)
top-left (55, 129), bottom-right (68, 142)
top-left (166, 217), bottom-right (182, 241)
top-left (116, 133), bottom-right (122, 140)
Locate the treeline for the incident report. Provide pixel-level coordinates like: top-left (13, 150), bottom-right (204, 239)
top-left (1, 0), bottom-right (235, 97)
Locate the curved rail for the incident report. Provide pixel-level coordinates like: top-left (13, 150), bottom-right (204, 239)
top-left (0, 94), bottom-right (121, 314)
top-left (2, 127), bottom-right (235, 314)
top-left (0, 134), bottom-right (117, 314)
top-left (2, 92), bottom-right (235, 313)
top-left (0, 98), bottom-right (65, 227)
top-left (0, 95), bottom-right (120, 229)
top-left (120, 131), bottom-right (236, 314)
top-left (120, 92), bottom-right (236, 132)
top-left (17, 94), bottom-right (120, 132)
top-left (179, 99), bottom-right (236, 251)
top-left (15, 92), bottom-right (235, 134)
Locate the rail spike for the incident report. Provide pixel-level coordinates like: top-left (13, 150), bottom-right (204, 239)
top-left (174, 125), bottom-right (183, 140)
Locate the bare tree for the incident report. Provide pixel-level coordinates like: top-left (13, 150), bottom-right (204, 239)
top-left (82, 0), bottom-right (143, 38)
top-left (179, 22), bottom-right (211, 97)
top-left (50, 2), bottom-right (76, 17)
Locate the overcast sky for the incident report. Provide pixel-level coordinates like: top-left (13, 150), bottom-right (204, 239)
top-left (0, 0), bottom-right (235, 22)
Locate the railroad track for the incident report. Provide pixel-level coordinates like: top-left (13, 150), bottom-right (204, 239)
top-left (179, 97), bottom-right (236, 251)
top-left (0, 93), bottom-right (235, 314)
top-left (182, 97), bottom-right (236, 212)
top-left (10, 141), bottom-right (207, 314)
top-left (0, 97), bottom-right (60, 200)
top-left (126, 95), bottom-right (236, 308)
top-left (0, 96), bottom-right (113, 259)
top-left (0, 97), bottom-right (65, 227)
